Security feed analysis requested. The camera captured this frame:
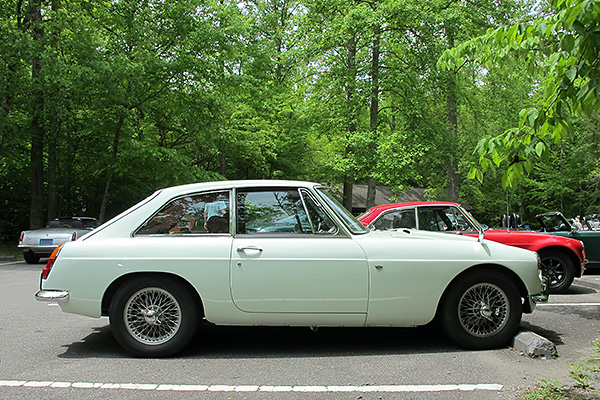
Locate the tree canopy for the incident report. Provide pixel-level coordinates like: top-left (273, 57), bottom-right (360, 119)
top-left (439, 0), bottom-right (600, 188)
top-left (1, 0), bottom-right (599, 244)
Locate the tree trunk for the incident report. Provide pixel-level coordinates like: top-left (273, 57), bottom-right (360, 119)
top-left (0, 63), bottom-right (14, 156)
top-left (47, 152), bottom-right (58, 219)
top-left (220, 139), bottom-right (227, 178)
top-left (99, 115), bottom-right (125, 223)
top-left (446, 79), bottom-right (460, 202)
top-left (445, 27), bottom-right (459, 202)
top-left (29, 0), bottom-right (45, 229)
top-left (342, 34), bottom-right (358, 212)
top-left (366, 24), bottom-right (381, 210)
top-left (46, 0), bottom-right (61, 221)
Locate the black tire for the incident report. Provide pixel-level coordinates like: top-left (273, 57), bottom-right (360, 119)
top-left (539, 250), bottom-right (574, 294)
top-left (109, 276), bottom-right (199, 357)
top-left (23, 251), bottom-right (41, 264)
top-left (439, 270), bottom-right (522, 350)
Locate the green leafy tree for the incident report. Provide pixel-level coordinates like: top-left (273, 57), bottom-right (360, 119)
top-left (440, 0), bottom-right (600, 188)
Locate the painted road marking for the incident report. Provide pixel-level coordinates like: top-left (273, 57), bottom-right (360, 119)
top-left (537, 303), bottom-right (600, 307)
top-left (0, 381), bottom-right (503, 393)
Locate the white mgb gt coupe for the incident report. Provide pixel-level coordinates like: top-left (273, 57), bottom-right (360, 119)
top-left (36, 180), bottom-right (547, 357)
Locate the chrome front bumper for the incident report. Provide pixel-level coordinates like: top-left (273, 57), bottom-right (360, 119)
top-left (531, 291), bottom-right (549, 304)
top-left (35, 290), bottom-right (69, 303)
top-left (531, 269), bottom-right (549, 305)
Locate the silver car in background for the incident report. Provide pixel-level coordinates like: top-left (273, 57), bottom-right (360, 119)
top-left (19, 217), bottom-right (98, 264)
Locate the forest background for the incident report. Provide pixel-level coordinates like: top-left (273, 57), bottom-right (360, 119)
top-left (1, 0), bottom-right (599, 244)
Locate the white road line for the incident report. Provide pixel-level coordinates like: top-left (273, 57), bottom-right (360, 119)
top-left (537, 303), bottom-right (600, 307)
top-left (0, 381), bottom-right (503, 393)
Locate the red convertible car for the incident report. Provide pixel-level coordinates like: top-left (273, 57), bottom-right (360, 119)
top-left (359, 202), bottom-right (586, 293)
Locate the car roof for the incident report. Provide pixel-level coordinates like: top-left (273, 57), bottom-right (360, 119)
top-left (367, 201), bottom-right (460, 213)
top-left (156, 180), bottom-right (321, 197)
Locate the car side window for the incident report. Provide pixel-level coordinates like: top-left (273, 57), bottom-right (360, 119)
top-left (417, 207), bottom-right (474, 232)
top-left (136, 191), bottom-right (230, 235)
top-left (236, 189), bottom-right (337, 235)
top-left (417, 208), bottom-right (448, 231)
top-left (373, 209), bottom-right (416, 230)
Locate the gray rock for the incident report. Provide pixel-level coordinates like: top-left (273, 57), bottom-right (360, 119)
top-left (513, 331), bottom-right (557, 358)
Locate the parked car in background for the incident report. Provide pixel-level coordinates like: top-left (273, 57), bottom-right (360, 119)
top-left (537, 212), bottom-right (600, 270)
top-left (359, 202), bottom-right (586, 293)
top-left (35, 180), bottom-right (546, 357)
top-left (19, 217), bottom-right (98, 264)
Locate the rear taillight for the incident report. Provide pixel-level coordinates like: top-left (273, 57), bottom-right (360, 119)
top-left (71, 231), bottom-right (77, 241)
top-left (42, 244), bottom-right (63, 279)
top-left (19, 231), bottom-right (24, 244)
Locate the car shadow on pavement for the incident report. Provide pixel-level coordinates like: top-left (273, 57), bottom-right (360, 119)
top-left (186, 323), bottom-right (463, 359)
top-left (519, 321), bottom-right (564, 345)
top-left (565, 284), bottom-right (597, 295)
top-left (58, 322), bottom-right (467, 359)
top-left (58, 325), bottom-right (124, 359)
top-left (186, 323), bottom-right (458, 359)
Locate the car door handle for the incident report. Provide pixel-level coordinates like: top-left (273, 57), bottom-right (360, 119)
top-left (236, 246), bottom-right (263, 253)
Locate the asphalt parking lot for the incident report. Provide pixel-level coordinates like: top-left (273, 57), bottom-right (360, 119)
top-left (0, 259), bottom-right (599, 399)
top-left (576, 272), bottom-right (600, 290)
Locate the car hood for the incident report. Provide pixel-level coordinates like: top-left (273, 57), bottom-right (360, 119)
top-left (358, 227), bottom-right (539, 266)
top-left (482, 229), bottom-right (581, 245)
top-left (484, 229), bottom-right (552, 238)
top-left (366, 228), bottom-right (480, 243)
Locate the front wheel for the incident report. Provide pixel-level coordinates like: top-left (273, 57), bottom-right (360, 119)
top-left (538, 250), bottom-right (574, 294)
top-left (109, 276), bottom-right (199, 357)
top-left (439, 270), bottom-right (522, 350)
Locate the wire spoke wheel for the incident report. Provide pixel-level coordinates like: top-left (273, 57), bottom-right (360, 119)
top-left (440, 270), bottom-right (521, 349)
top-left (124, 287), bottom-right (182, 346)
top-left (458, 283), bottom-right (509, 338)
top-left (110, 277), bottom-right (199, 357)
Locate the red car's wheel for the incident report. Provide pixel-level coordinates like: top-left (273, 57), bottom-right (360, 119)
top-left (539, 250), bottom-right (574, 294)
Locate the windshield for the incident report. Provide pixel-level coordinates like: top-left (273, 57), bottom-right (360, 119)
top-left (458, 206), bottom-right (485, 231)
top-left (538, 214), bottom-right (571, 232)
top-left (315, 187), bottom-right (369, 235)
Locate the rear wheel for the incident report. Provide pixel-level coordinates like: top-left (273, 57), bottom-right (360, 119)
top-left (23, 251), bottom-right (41, 264)
top-left (539, 250), bottom-right (574, 294)
top-left (440, 270), bottom-right (522, 350)
top-left (109, 276), bottom-right (199, 357)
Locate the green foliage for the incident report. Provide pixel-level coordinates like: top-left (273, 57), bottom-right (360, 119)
top-left (520, 333), bottom-right (600, 400)
top-left (569, 364), bottom-right (592, 389)
top-left (1, 0), bottom-right (599, 242)
top-left (440, 0), bottom-right (600, 188)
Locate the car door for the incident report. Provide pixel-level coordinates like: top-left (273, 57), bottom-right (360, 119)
top-left (230, 187), bottom-right (369, 315)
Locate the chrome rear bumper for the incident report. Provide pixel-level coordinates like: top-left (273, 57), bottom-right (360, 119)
top-left (35, 290), bottom-right (69, 303)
